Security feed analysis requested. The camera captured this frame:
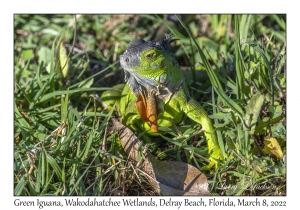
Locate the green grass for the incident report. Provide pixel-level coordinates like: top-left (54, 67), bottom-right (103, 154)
top-left (14, 14), bottom-right (286, 196)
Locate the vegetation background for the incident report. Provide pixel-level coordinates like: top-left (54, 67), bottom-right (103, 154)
top-left (14, 14), bottom-right (286, 196)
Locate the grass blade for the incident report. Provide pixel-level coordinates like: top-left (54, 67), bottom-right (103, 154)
top-left (212, 88), bottom-right (226, 159)
top-left (46, 153), bottom-right (62, 182)
top-left (246, 42), bottom-right (274, 105)
top-left (234, 15), bottom-right (247, 100)
top-left (214, 87), bottom-right (244, 120)
top-left (61, 89), bottom-right (69, 123)
top-left (49, 36), bottom-right (59, 106)
top-left (39, 87), bottom-right (111, 103)
top-left (176, 15), bottom-right (223, 91)
top-left (14, 174), bottom-right (27, 195)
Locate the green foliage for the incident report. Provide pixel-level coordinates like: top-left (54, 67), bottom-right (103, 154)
top-left (14, 14), bottom-right (286, 196)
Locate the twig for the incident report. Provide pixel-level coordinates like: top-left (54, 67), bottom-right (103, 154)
top-left (126, 144), bottom-right (149, 189)
top-left (102, 160), bottom-right (122, 176)
top-left (102, 123), bottom-right (109, 151)
top-left (90, 94), bottom-right (109, 110)
top-left (129, 162), bottom-right (141, 183)
top-left (26, 151), bottom-right (37, 175)
top-left (192, 153), bottom-right (201, 169)
top-left (34, 125), bottom-right (61, 147)
top-left (193, 152), bottom-right (210, 164)
top-left (134, 168), bottom-right (159, 184)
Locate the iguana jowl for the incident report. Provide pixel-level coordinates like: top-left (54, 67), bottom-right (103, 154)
top-left (120, 37), bottom-right (223, 170)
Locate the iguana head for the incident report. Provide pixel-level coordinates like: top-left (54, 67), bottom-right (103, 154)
top-left (120, 37), bottom-right (182, 96)
top-left (120, 37), bottom-right (183, 132)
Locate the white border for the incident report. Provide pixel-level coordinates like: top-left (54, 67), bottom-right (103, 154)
top-left (3, 0), bottom-right (298, 209)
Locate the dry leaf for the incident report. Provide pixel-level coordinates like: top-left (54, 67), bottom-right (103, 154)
top-left (263, 137), bottom-right (283, 159)
top-left (112, 117), bottom-right (211, 195)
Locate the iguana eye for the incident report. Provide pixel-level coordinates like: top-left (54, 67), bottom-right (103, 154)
top-left (146, 52), bottom-right (154, 59)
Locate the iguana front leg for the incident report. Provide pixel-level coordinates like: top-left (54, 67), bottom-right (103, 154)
top-left (177, 90), bottom-right (223, 170)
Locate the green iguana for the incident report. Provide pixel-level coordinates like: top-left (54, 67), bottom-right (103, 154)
top-left (119, 37), bottom-right (223, 170)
